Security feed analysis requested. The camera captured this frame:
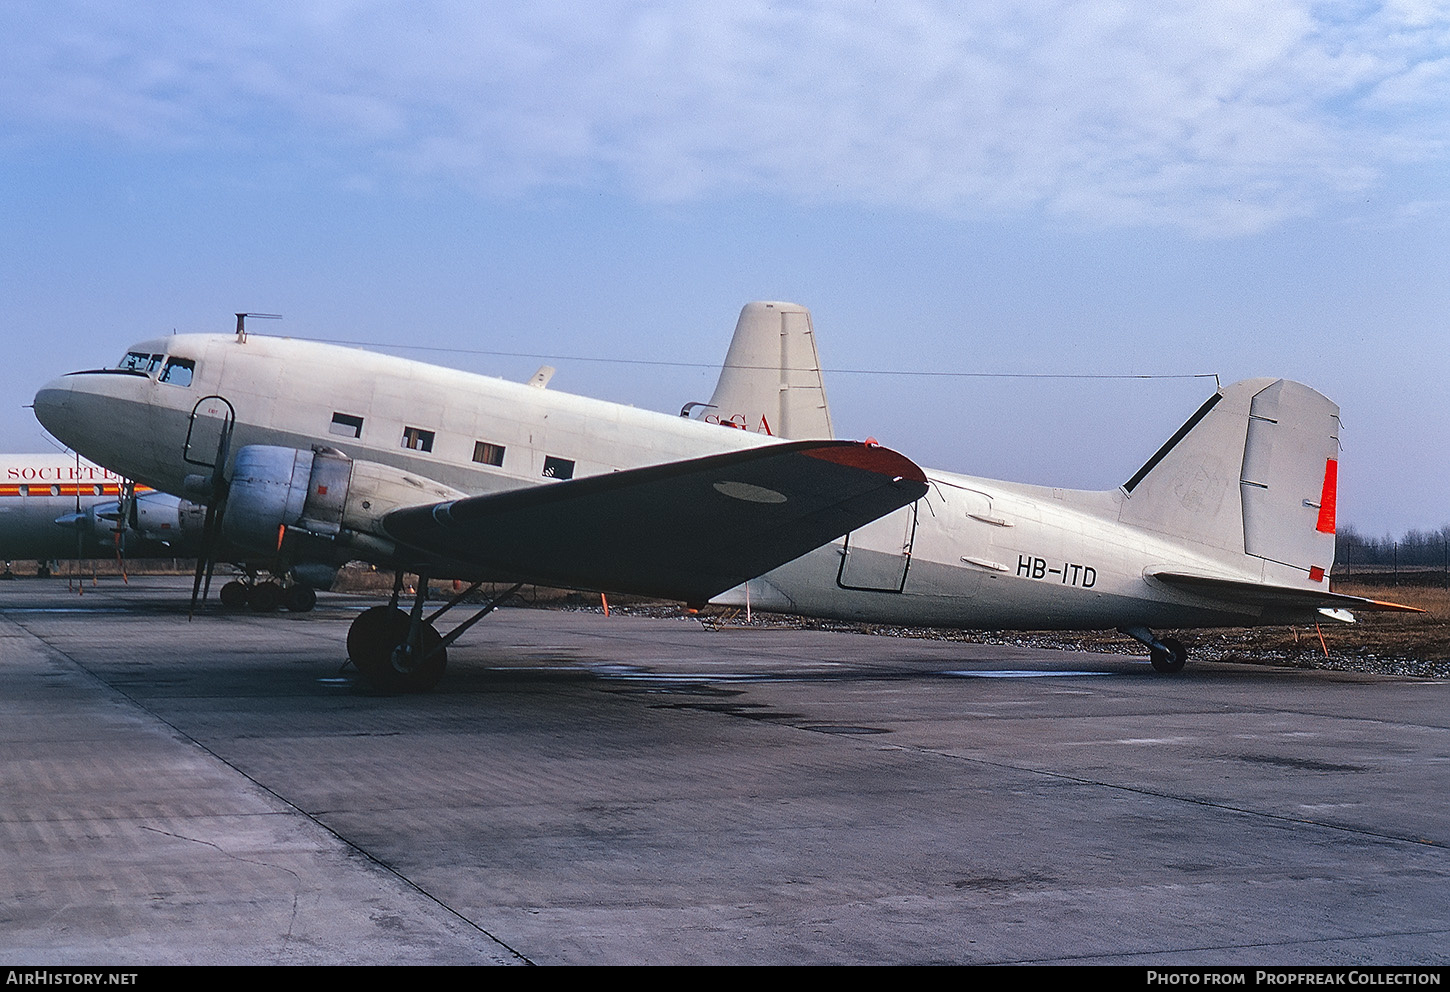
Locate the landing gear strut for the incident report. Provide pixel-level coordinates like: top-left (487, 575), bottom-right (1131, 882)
top-left (1120, 625), bottom-right (1189, 673)
top-left (345, 573), bottom-right (524, 693)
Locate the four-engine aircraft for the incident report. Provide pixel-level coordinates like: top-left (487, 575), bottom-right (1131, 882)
top-left (32, 302), bottom-right (1412, 689)
top-left (0, 452), bottom-right (328, 609)
top-left (0, 454), bottom-right (155, 571)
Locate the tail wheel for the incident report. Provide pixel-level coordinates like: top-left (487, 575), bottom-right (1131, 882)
top-left (1150, 637), bottom-right (1188, 674)
top-left (347, 605), bottom-right (447, 693)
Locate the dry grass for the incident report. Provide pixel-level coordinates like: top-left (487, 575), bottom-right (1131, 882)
top-left (1025, 582), bottom-right (1450, 671)
top-left (1194, 582), bottom-right (1450, 664)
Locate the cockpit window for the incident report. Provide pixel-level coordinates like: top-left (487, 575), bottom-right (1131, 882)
top-left (158, 357), bottom-right (195, 387)
top-left (116, 351), bottom-right (167, 374)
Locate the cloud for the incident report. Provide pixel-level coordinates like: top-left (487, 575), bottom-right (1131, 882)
top-left (5, 0), bottom-right (1448, 234)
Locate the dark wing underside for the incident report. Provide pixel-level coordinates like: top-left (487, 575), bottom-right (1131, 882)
top-left (1150, 570), bottom-right (1423, 614)
top-left (383, 440), bottom-right (928, 602)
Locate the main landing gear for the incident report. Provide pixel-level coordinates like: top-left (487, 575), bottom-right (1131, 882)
top-left (345, 572), bottom-right (523, 693)
top-left (1120, 625), bottom-right (1189, 673)
top-left (218, 575), bottom-right (318, 613)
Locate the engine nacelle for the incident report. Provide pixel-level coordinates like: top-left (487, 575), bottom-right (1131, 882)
top-left (131, 492), bottom-right (207, 547)
top-left (221, 445), bottom-right (466, 556)
top-left (62, 492), bottom-right (206, 553)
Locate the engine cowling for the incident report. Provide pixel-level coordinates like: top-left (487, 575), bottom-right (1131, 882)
top-left (65, 492), bottom-right (206, 553)
top-left (130, 492), bottom-right (207, 547)
top-left (220, 445), bottom-right (465, 557)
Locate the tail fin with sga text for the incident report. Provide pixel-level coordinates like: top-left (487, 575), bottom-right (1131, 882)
top-left (694, 301), bottom-right (834, 440)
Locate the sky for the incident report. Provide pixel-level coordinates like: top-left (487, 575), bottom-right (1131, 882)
top-left (1, 1), bottom-right (1447, 538)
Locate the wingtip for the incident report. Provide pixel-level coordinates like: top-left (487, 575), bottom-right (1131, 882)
top-left (802, 441), bottom-right (928, 484)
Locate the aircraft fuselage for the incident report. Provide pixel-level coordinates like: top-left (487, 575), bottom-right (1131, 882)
top-left (36, 325), bottom-right (1361, 653)
top-left (35, 334), bottom-right (774, 508)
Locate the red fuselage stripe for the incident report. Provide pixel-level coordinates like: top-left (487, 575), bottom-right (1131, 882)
top-left (1316, 459), bottom-right (1338, 534)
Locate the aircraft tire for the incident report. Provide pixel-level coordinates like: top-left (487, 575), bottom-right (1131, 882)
top-left (284, 584), bottom-right (317, 613)
top-left (219, 581), bottom-right (249, 609)
top-left (1150, 637), bottom-right (1188, 674)
top-left (347, 605), bottom-right (447, 693)
top-left (248, 580), bottom-right (283, 612)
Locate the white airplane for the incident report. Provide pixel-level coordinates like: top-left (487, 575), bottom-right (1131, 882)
top-left (32, 303), bottom-right (1410, 689)
top-left (32, 307), bottom-right (928, 689)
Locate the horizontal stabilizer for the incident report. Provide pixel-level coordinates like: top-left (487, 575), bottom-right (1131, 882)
top-left (382, 440), bottom-right (927, 602)
top-left (1149, 570), bottom-right (1423, 614)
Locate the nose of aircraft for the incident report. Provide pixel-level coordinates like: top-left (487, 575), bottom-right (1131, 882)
top-left (33, 376), bottom-right (77, 444)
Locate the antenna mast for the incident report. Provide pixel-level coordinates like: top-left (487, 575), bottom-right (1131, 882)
top-left (235, 312), bottom-right (282, 343)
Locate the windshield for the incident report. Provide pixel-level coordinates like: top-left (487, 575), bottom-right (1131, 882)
top-left (117, 351), bottom-right (158, 372)
top-left (116, 351), bottom-right (166, 374)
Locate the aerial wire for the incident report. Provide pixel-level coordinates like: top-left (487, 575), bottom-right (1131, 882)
top-left (262, 334), bottom-right (1219, 382)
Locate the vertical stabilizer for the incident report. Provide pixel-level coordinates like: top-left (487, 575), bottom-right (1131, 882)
top-left (698, 302), bottom-right (834, 439)
top-left (1118, 377), bottom-right (1340, 584)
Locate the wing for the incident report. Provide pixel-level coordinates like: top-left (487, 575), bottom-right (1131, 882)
top-left (382, 440), bottom-right (928, 602)
top-left (1149, 570), bottom-right (1423, 616)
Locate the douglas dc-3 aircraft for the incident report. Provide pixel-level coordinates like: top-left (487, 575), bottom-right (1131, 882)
top-left (33, 302), bottom-right (1412, 690)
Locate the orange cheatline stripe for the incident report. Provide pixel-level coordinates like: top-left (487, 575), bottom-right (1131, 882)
top-left (0, 483), bottom-right (154, 497)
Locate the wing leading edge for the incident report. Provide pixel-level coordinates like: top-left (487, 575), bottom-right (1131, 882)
top-left (382, 440), bottom-right (928, 602)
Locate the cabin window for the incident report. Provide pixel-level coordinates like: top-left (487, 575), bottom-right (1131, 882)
top-left (542, 455), bottom-right (574, 480)
top-left (330, 412), bottom-right (364, 438)
top-left (17, 485), bottom-right (28, 497)
top-left (472, 441), bottom-right (505, 467)
top-left (158, 357), bottom-right (195, 386)
top-left (402, 426), bottom-right (435, 452)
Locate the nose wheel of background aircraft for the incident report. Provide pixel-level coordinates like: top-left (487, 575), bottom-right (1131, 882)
top-left (284, 584), bottom-right (316, 612)
top-left (219, 577), bottom-right (317, 613)
top-left (247, 580), bottom-right (283, 612)
top-left (219, 580), bottom-right (249, 608)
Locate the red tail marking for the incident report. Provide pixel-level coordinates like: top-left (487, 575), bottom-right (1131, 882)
top-left (1316, 459), bottom-right (1338, 534)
